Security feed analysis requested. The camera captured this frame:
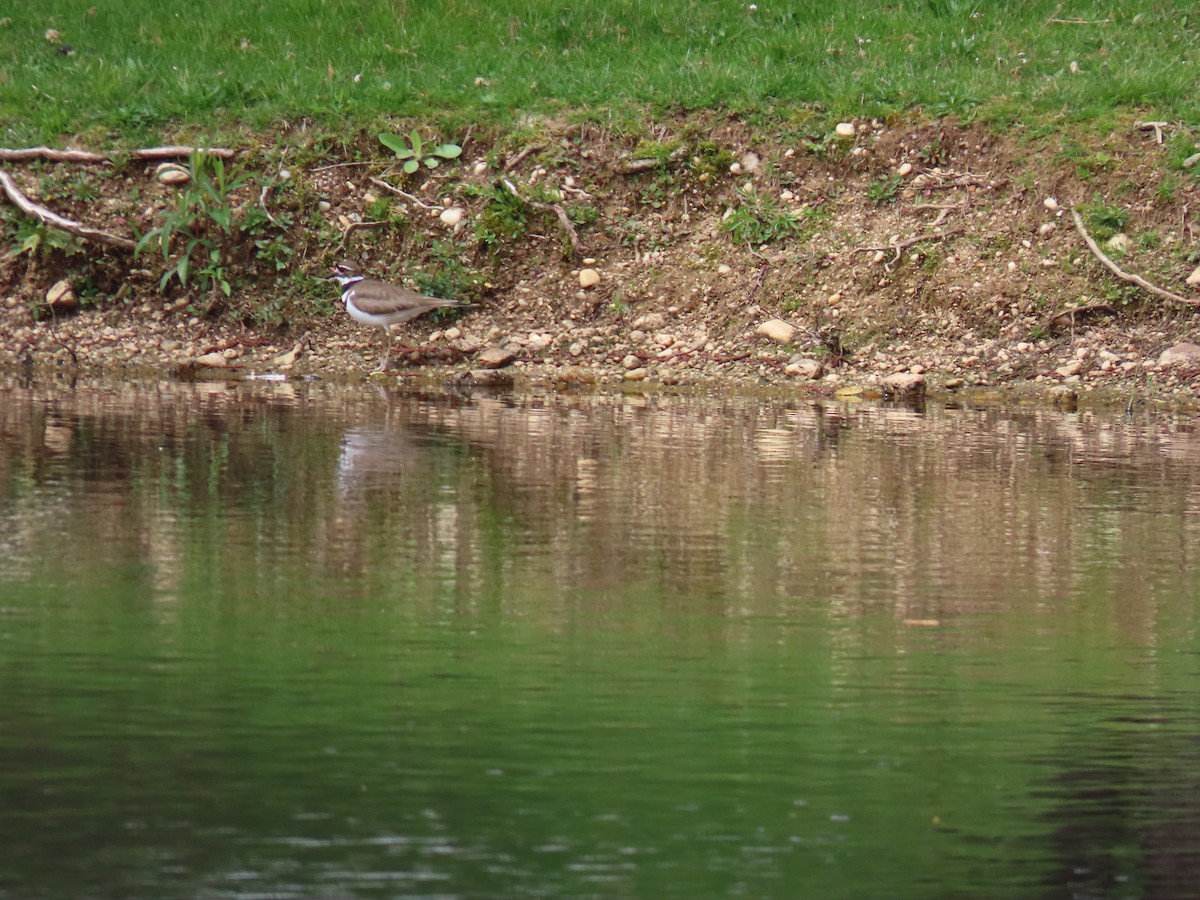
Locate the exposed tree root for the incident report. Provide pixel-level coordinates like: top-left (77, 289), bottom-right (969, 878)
top-left (1070, 208), bottom-right (1200, 306)
top-left (0, 170), bottom-right (135, 251)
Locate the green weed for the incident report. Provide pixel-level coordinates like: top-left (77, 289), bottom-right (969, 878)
top-left (472, 183), bottom-right (529, 250)
top-left (1081, 195), bottom-right (1131, 241)
top-left (866, 174), bottom-right (903, 206)
top-left (378, 131), bottom-right (462, 175)
top-left (722, 186), bottom-right (825, 247)
top-left (6, 213), bottom-right (86, 258)
top-left (134, 150), bottom-right (248, 300)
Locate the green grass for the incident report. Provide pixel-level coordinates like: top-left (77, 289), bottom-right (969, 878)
top-left (2, 1), bottom-right (1198, 144)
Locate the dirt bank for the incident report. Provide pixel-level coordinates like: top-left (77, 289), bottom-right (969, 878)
top-left (2, 115), bottom-right (1199, 408)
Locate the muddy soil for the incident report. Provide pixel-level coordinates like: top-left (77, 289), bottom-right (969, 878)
top-left (2, 116), bottom-right (1199, 408)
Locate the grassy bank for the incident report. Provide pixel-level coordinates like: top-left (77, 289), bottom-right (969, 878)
top-left (3, 1), bottom-right (1198, 145)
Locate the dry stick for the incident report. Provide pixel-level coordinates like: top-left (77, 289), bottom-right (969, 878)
top-left (0, 145), bottom-right (234, 163)
top-left (501, 178), bottom-right (581, 261)
top-left (503, 144), bottom-right (543, 172)
top-left (0, 170), bottom-right (135, 251)
top-left (616, 147), bottom-right (688, 176)
top-left (258, 185), bottom-right (281, 227)
top-left (310, 161), bottom-right (371, 172)
top-left (1070, 208), bottom-right (1200, 307)
top-left (850, 227), bottom-right (962, 270)
top-left (368, 177), bottom-right (440, 211)
top-left (337, 220), bottom-right (389, 253)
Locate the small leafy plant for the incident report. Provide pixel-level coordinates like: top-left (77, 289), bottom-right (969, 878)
top-left (721, 186), bottom-right (822, 246)
top-left (7, 214), bottom-right (85, 257)
top-left (379, 130), bottom-right (462, 174)
top-left (1081, 194), bottom-right (1130, 241)
top-left (135, 151), bottom-right (247, 300)
top-left (866, 174), bottom-right (903, 205)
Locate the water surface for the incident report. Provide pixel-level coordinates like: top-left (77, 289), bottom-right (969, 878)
top-left (2, 375), bottom-right (1199, 898)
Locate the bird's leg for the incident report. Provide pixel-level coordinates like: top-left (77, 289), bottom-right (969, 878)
top-left (374, 326), bottom-right (394, 372)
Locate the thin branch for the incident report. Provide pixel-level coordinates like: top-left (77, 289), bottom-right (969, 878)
top-left (310, 161), bottom-right (371, 172)
top-left (0, 170), bottom-right (135, 251)
top-left (258, 185), bottom-right (281, 227)
top-left (1048, 17), bottom-right (1110, 24)
top-left (616, 147), bottom-right (688, 175)
top-left (337, 220), bottom-right (389, 253)
top-left (368, 177), bottom-right (440, 210)
top-left (1070, 208), bottom-right (1200, 307)
top-left (850, 227), bottom-right (962, 271)
top-left (503, 144), bottom-right (543, 172)
top-left (0, 145), bottom-right (234, 163)
top-left (501, 178), bottom-right (581, 261)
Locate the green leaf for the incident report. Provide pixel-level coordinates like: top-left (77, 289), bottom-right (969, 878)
top-left (433, 144), bottom-right (462, 159)
top-left (402, 158), bottom-right (420, 174)
top-left (378, 132), bottom-right (413, 157)
top-left (424, 157), bottom-right (440, 168)
top-left (409, 129), bottom-right (424, 156)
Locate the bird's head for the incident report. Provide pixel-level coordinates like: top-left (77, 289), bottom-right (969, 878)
top-left (328, 260), bottom-right (364, 285)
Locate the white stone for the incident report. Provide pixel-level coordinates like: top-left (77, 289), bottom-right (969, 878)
top-left (155, 163), bottom-right (190, 186)
top-left (1186, 265), bottom-right (1200, 288)
top-left (473, 161), bottom-right (489, 176)
top-left (45, 280), bottom-right (77, 309)
top-left (439, 207), bottom-right (465, 226)
top-left (194, 352), bottom-right (228, 368)
top-left (1106, 233), bottom-right (1132, 252)
top-left (1158, 342), bottom-right (1200, 367)
top-left (897, 162), bottom-right (913, 177)
top-left (717, 264), bottom-right (732, 275)
top-left (835, 122), bottom-right (856, 137)
top-left (579, 268), bottom-right (601, 288)
top-left (881, 373), bottom-right (925, 398)
top-left (756, 319), bottom-right (796, 344)
top-left (784, 357), bottom-right (823, 379)
top-left (1043, 197), bottom-right (1060, 212)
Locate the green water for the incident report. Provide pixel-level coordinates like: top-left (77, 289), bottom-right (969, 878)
top-left (2, 376), bottom-right (1199, 899)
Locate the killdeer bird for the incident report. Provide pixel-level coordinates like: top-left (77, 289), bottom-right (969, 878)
top-left (328, 260), bottom-right (467, 371)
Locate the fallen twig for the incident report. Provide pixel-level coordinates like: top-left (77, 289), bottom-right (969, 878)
top-left (258, 185), bottom-right (281, 227)
top-left (0, 145), bottom-right (234, 163)
top-left (0, 170), bottom-right (135, 251)
top-left (850, 227), bottom-right (962, 270)
top-left (310, 161), bottom-right (371, 172)
top-left (1070, 208), bottom-right (1200, 306)
top-left (911, 169), bottom-right (991, 190)
top-left (503, 144), bottom-right (543, 172)
top-left (337, 220), bottom-right (389, 253)
top-left (616, 147), bottom-right (688, 176)
top-left (1048, 17), bottom-right (1110, 24)
top-left (501, 178), bottom-right (581, 261)
top-left (1135, 121), bottom-right (1169, 144)
top-left (368, 177), bottom-right (440, 211)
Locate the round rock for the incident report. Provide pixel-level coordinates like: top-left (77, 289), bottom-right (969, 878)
top-left (756, 319), bottom-right (796, 344)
